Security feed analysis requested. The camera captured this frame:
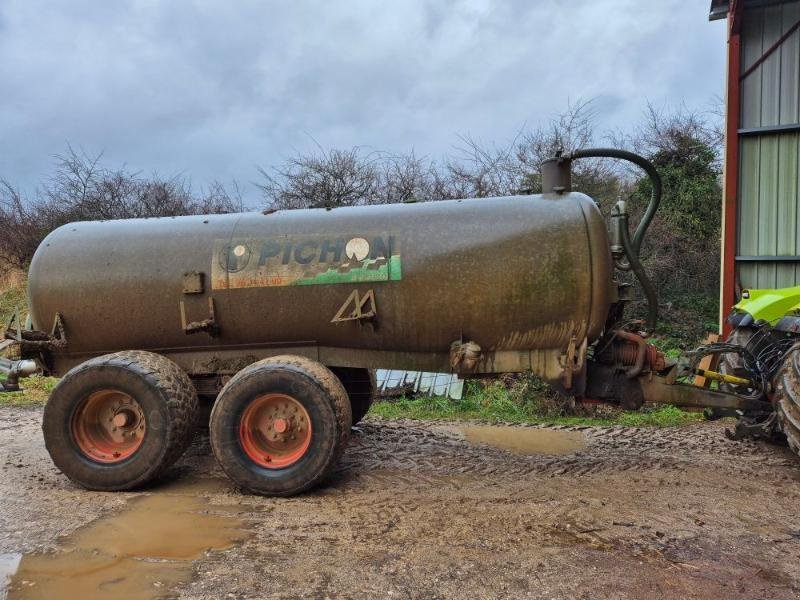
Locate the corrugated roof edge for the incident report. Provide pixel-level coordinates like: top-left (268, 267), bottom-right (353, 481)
top-left (712, 0), bottom-right (800, 21)
top-left (709, 0), bottom-right (729, 21)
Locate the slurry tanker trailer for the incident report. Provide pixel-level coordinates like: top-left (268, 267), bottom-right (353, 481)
top-left (2, 149), bottom-right (798, 496)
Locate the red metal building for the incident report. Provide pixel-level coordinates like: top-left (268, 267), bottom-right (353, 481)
top-left (710, 0), bottom-right (800, 335)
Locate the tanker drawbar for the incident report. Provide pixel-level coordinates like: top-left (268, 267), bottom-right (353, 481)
top-left (3, 147), bottom-right (798, 496)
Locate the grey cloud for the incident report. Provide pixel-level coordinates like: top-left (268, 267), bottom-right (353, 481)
top-left (0, 0), bottom-right (726, 202)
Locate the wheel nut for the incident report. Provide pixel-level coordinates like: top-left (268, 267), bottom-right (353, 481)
top-left (112, 413), bottom-right (129, 428)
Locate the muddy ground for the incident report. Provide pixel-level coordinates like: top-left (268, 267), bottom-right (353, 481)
top-left (2, 406), bottom-right (800, 599)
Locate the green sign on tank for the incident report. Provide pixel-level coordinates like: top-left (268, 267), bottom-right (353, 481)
top-left (212, 234), bottom-right (401, 290)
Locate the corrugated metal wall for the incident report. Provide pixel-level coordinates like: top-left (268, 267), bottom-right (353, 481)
top-left (738, 1), bottom-right (800, 289)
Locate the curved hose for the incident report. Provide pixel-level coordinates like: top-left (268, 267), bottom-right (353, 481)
top-left (568, 148), bottom-right (662, 256)
top-left (568, 148), bottom-right (661, 333)
top-left (619, 208), bottom-right (658, 332)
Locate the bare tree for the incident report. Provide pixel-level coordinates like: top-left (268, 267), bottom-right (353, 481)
top-left (613, 101), bottom-right (723, 170)
top-left (372, 151), bottom-right (443, 204)
top-left (514, 99), bottom-right (623, 207)
top-left (257, 146), bottom-right (380, 210)
top-left (0, 146), bottom-right (243, 270)
top-left (256, 99), bottom-right (624, 209)
top-left (0, 182), bottom-right (49, 270)
top-left (200, 180), bottom-right (245, 214)
top-left (443, 134), bottom-right (524, 198)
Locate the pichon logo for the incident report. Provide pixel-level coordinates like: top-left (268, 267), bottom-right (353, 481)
top-left (219, 235), bottom-right (394, 273)
top-left (218, 243), bottom-right (252, 273)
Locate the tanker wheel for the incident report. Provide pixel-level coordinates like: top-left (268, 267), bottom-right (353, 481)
top-left (42, 351), bottom-right (198, 491)
top-left (209, 355), bottom-right (352, 496)
top-left (330, 367), bottom-right (376, 425)
top-left (774, 345), bottom-right (800, 455)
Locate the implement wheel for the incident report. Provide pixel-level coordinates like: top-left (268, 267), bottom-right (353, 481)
top-left (210, 355), bottom-right (351, 496)
top-left (43, 351), bottom-right (198, 491)
top-left (774, 345), bottom-right (800, 454)
top-left (330, 367), bottom-right (376, 425)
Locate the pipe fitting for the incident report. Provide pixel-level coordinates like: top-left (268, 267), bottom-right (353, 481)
top-left (0, 358), bottom-right (39, 392)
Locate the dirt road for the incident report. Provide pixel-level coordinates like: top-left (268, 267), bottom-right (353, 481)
top-left (2, 405), bottom-right (800, 599)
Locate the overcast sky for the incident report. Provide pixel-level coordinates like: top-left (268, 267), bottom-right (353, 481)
top-left (0, 0), bottom-right (726, 201)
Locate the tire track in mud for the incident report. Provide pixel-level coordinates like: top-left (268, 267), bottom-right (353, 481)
top-left (338, 418), bottom-right (800, 485)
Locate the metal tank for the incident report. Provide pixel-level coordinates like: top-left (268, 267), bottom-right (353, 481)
top-left (27, 192), bottom-right (613, 388)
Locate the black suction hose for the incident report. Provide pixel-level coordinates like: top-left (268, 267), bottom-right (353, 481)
top-left (618, 206), bottom-right (659, 332)
top-left (568, 148), bottom-right (662, 256)
top-left (568, 148), bottom-right (662, 333)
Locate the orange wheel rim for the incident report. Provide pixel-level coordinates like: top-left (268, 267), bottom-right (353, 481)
top-left (71, 390), bottom-right (146, 463)
top-left (239, 394), bottom-right (312, 469)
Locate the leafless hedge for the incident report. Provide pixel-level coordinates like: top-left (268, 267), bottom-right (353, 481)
top-left (257, 100), bottom-right (624, 210)
top-left (0, 147), bottom-right (242, 271)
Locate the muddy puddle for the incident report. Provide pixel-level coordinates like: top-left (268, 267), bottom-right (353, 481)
top-left (462, 426), bottom-right (586, 455)
top-left (3, 478), bottom-right (252, 600)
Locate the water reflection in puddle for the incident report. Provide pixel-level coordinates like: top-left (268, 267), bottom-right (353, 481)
top-left (5, 479), bottom-right (251, 600)
top-left (462, 426), bottom-right (586, 455)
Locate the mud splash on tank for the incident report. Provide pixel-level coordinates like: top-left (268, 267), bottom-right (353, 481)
top-left (4, 478), bottom-right (251, 600)
top-left (461, 425), bottom-right (586, 455)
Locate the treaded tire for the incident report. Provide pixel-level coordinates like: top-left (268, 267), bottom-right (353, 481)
top-left (775, 346), bottom-right (800, 455)
top-left (330, 367), bottom-right (376, 425)
top-left (209, 355), bottom-right (351, 496)
top-left (42, 350), bottom-right (198, 491)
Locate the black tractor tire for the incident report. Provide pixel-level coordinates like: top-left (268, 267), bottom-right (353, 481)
top-left (209, 355), bottom-right (351, 496)
top-left (774, 346), bottom-right (800, 455)
top-left (330, 367), bottom-right (376, 425)
top-left (42, 351), bottom-right (198, 491)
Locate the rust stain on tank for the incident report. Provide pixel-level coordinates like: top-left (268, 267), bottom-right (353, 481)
top-left (491, 320), bottom-right (587, 351)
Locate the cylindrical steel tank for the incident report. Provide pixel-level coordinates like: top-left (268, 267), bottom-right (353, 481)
top-left (28, 193), bottom-right (614, 377)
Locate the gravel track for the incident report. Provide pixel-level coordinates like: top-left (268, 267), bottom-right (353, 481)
top-left (2, 406), bottom-right (800, 599)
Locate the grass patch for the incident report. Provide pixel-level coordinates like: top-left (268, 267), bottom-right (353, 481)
top-left (0, 268), bottom-right (28, 327)
top-left (369, 397), bottom-right (700, 427)
top-left (0, 375), bottom-right (57, 407)
top-left (369, 379), bottom-right (702, 428)
top-left (611, 404), bottom-right (701, 427)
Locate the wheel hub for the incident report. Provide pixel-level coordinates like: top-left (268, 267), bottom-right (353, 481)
top-left (239, 394), bottom-right (312, 468)
top-left (72, 390), bottom-right (146, 463)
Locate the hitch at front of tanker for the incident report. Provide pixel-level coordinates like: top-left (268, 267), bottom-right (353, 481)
top-left (0, 308), bottom-right (62, 391)
top-left (542, 149), bottom-right (779, 427)
top-left (0, 353), bottom-right (38, 392)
